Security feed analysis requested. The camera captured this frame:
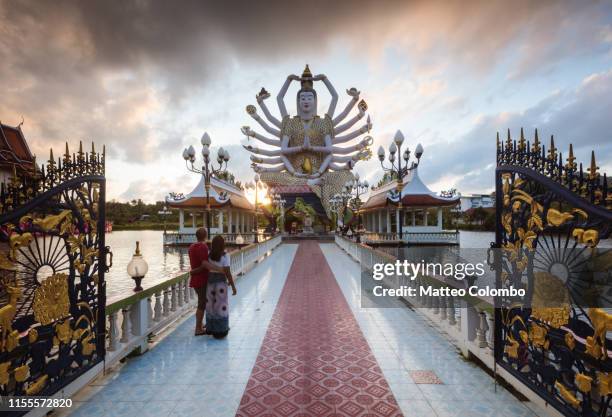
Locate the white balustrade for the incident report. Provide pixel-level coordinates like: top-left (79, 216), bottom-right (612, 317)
top-left (334, 234), bottom-right (494, 372)
top-left (102, 235), bottom-right (282, 373)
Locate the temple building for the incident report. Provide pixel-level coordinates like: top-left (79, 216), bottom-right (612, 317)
top-left (164, 175), bottom-right (256, 245)
top-left (0, 122), bottom-right (36, 182)
top-left (360, 166), bottom-right (460, 244)
top-left (268, 184), bottom-right (329, 233)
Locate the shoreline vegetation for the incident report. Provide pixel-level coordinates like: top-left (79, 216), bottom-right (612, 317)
top-left (107, 200), bottom-right (496, 232)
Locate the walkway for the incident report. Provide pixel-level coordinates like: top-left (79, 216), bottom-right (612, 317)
top-left (63, 241), bottom-right (542, 417)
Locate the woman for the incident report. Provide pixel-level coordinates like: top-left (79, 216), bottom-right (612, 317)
top-left (205, 235), bottom-right (237, 338)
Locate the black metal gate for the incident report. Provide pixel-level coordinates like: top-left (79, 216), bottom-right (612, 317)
top-left (494, 129), bottom-right (612, 416)
top-left (0, 143), bottom-right (108, 411)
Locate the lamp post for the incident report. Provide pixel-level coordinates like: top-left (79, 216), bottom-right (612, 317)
top-left (127, 241), bottom-right (148, 292)
top-left (157, 205), bottom-right (172, 234)
top-left (344, 173), bottom-right (369, 243)
top-left (328, 195), bottom-right (343, 232)
top-left (246, 174), bottom-right (266, 243)
top-left (378, 130), bottom-right (423, 241)
top-left (182, 132), bottom-right (230, 239)
top-left (271, 192), bottom-right (286, 234)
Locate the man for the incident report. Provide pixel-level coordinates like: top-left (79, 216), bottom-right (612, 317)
top-left (188, 228), bottom-right (223, 336)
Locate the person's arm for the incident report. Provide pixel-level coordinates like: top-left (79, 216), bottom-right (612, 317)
top-left (224, 266), bottom-right (237, 295)
top-left (191, 259), bottom-right (223, 274)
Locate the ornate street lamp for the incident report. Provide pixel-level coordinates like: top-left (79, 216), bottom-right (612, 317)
top-left (127, 241), bottom-right (148, 292)
top-left (246, 174), bottom-right (267, 243)
top-left (271, 192), bottom-right (286, 234)
top-left (328, 194), bottom-right (343, 232)
top-left (344, 173), bottom-right (369, 243)
top-left (377, 130), bottom-right (423, 240)
top-left (182, 132), bottom-right (230, 238)
top-left (157, 205), bottom-right (172, 235)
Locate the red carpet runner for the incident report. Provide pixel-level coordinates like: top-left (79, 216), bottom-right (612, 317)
top-left (236, 241), bottom-right (402, 417)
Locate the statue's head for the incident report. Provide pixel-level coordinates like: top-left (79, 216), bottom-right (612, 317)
top-left (297, 87), bottom-right (317, 119)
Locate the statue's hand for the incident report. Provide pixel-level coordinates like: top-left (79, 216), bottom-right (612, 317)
top-left (241, 126), bottom-right (254, 137)
top-left (288, 74), bottom-right (300, 81)
top-left (251, 163), bottom-right (262, 173)
top-left (347, 87), bottom-right (360, 98)
top-left (360, 120), bottom-right (373, 134)
top-left (243, 144), bottom-right (258, 152)
top-left (256, 88), bottom-right (270, 102)
top-left (314, 74), bottom-right (327, 81)
top-left (250, 155), bottom-right (263, 163)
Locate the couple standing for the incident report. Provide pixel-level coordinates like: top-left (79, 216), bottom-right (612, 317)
top-left (188, 228), bottom-right (237, 338)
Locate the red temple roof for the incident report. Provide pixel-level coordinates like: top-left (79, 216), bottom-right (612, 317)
top-left (0, 122), bottom-right (36, 173)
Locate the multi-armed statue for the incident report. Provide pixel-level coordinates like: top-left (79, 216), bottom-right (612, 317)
top-left (241, 65), bottom-right (373, 215)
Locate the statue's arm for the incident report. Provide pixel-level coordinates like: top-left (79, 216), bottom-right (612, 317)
top-left (257, 99), bottom-right (282, 128)
top-left (310, 134), bottom-right (333, 153)
top-left (316, 75), bottom-right (338, 118)
top-left (333, 126), bottom-right (368, 144)
top-left (252, 163), bottom-right (285, 174)
top-left (334, 111), bottom-right (363, 135)
top-left (277, 75), bottom-right (297, 119)
top-left (250, 112), bottom-right (281, 136)
top-left (251, 131), bottom-right (281, 146)
top-left (243, 145), bottom-right (282, 157)
top-left (281, 134), bottom-right (302, 154)
top-left (331, 143), bottom-right (364, 154)
top-left (332, 149), bottom-right (368, 163)
top-left (332, 95), bottom-right (358, 126)
top-left (250, 155), bottom-right (283, 164)
top-left (329, 162), bottom-right (353, 171)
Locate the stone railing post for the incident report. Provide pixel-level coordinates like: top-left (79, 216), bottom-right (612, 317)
top-left (154, 291), bottom-right (163, 321)
top-left (170, 284), bottom-right (178, 312)
top-left (147, 297), bottom-right (154, 324)
top-left (432, 296), bottom-right (439, 314)
top-left (476, 310), bottom-right (488, 348)
top-left (183, 279), bottom-right (190, 304)
top-left (178, 282), bottom-right (184, 308)
top-left (447, 296), bottom-right (456, 326)
top-left (162, 289), bottom-right (170, 317)
top-left (120, 307), bottom-right (132, 344)
top-left (130, 298), bottom-right (150, 354)
top-left (108, 311), bottom-right (119, 351)
top-left (440, 297), bottom-right (447, 321)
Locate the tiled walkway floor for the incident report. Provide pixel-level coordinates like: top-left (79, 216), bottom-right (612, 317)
top-left (63, 241), bottom-right (543, 417)
top-left (236, 241), bottom-right (401, 417)
top-left (64, 244), bottom-right (298, 417)
top-left (321, 243), bottom-right (541, 417)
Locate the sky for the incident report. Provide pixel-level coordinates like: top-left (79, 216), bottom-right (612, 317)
top-left (1, 0), bottom-right (611, 203)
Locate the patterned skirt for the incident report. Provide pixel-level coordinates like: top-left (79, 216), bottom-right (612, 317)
top-left (205, 272), bottom-right (229, 336)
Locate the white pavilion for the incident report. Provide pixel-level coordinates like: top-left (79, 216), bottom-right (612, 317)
top-left (164, 176), bottom-right (256, 245)
top-left (360, 166), bottom-right (460, 245)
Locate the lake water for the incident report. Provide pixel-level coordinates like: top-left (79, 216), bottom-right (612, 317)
top-left (105, 230), bottom-right (190, 303)
top-left (104, 230), bottom-right (611, 303)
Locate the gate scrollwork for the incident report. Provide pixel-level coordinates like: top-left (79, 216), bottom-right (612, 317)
top-left (0, 142), bottom-right (107, 411)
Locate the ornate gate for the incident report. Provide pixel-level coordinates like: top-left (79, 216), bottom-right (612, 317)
top-left (0, 143), bottom-right (108, 410)
top-left (494, 129), bottom-right (612, 416)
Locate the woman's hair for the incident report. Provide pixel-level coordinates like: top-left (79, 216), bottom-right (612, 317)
top-left (209, 235), bottom-right (225, 262)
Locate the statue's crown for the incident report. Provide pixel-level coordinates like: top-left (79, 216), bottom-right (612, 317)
top-left (301, 65), bottom-right (313, 88)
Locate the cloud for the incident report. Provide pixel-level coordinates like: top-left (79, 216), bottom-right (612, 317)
top-left (416, 70), bottom-right (612, 193)
top-left (0, 0), bottom-right (610, 201)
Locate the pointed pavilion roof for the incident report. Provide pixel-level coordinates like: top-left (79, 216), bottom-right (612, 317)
top-left (165, 176), bottom-right (254, 211)
top-left (361, 166), bottom-right (459, 211)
